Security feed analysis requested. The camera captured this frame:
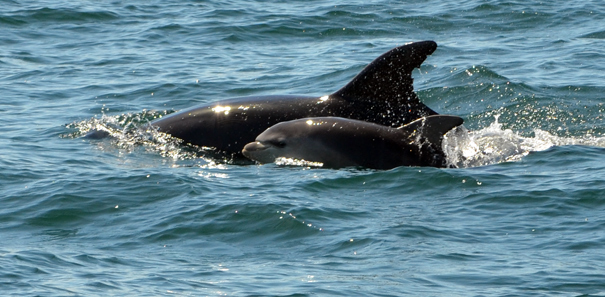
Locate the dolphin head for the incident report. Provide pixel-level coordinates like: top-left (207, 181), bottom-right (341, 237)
top-left (242, 118), bottom-right (340, 165)
top-left (241, 138), bottom-right (287, 164)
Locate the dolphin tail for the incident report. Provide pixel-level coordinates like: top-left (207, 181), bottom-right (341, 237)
top-left (331, 41), bottom-right (439, 121)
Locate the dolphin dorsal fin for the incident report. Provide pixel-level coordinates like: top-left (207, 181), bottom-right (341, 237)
top-left (332, 41), bottom-right (437, 106)
top-left (398, 115), bottom-right (464, 145)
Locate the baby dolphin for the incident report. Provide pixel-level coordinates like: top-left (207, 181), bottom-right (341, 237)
top-left (242, 115), bottom-right (464, 169)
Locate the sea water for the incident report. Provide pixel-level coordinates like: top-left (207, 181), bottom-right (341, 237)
top-left (2, 1), bottom-right (605, 296)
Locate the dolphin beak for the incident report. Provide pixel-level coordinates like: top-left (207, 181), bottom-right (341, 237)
top-left (242, 141), bottom-right (274, 163)
top-left (243, 141), bottom-right (267, 154)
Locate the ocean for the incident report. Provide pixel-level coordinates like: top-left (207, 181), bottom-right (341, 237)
top-left (2, 1), bottom-right (605, 296)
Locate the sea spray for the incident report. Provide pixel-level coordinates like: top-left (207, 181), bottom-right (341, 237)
top-left (443, 115), bottom-right (605, 168)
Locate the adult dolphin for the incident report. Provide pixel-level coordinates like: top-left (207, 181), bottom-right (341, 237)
top-left (149, 41), bottom-right (439, 156)
top-left (242, 115), bottom-right (464, 169)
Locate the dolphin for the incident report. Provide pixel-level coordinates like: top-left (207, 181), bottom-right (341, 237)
top-left (145, 41), bottom-right (439, 157)
top-left (241, 115), bottom-right (464, 169)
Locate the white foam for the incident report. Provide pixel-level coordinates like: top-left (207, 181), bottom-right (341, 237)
top-left (274, 157), bottom-right (324, 168)
top-left (66, 111), bottom-right (205, 160)
top-left (443, 116), bottom-right (605, 168)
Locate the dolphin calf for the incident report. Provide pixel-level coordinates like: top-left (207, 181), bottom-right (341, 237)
top-left (148, 41), bottom-right (439, 157)
top-left (242, 115), bottom-right (464, 169)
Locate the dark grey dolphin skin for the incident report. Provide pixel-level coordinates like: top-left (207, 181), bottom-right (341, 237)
top-left (146, 41), bottom-right (439, 156)
top-left (242, 115), bottom-right (464, 169)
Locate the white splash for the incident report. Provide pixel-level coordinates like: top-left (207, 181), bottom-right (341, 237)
top-left (64, 111), bottom-right (209, 161)
top-left (443, 116), bottom-right (605, 168)
top-left (274, 157), bottom-right (324, 168)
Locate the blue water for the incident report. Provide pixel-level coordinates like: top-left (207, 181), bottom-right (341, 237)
top-left (2, 1), bottom-right (605, 296)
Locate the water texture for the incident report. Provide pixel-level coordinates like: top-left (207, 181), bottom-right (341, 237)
top-left (1, 1), bottom-right (605, 296)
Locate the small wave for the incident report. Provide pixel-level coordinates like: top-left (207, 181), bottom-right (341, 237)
top-left (443, 116), bottom-right (605, 168)
top-left (580, 30), bottom-right (605, 39)
top-left (19, 7), bottom-right (119, 23)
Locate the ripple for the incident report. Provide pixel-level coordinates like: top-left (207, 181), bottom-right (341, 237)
top-left (10, 7), bottom-right (119, 24)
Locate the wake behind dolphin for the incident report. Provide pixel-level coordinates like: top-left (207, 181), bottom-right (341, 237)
top-left (147, 41), bottom-right (439, 157)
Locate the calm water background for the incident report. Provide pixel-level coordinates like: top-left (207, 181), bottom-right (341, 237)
top-left (2, 1), bottom-right (605, 296)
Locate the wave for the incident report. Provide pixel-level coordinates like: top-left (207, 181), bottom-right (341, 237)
top-left (2, 7), bottom-right (119, 26)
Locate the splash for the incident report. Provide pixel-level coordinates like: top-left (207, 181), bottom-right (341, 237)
top-left (274, 157), bottom-right (324, 168)
top-left (63, 110), bottom-right (214, 161)
top-left (443, 116), bottom-right (605, 168)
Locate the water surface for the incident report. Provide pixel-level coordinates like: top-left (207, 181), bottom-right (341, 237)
top-left (2, 1), bottom-right (605, 296)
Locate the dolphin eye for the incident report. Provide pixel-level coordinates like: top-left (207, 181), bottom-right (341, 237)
top-left (268, 139), bottom-right (286, 148)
